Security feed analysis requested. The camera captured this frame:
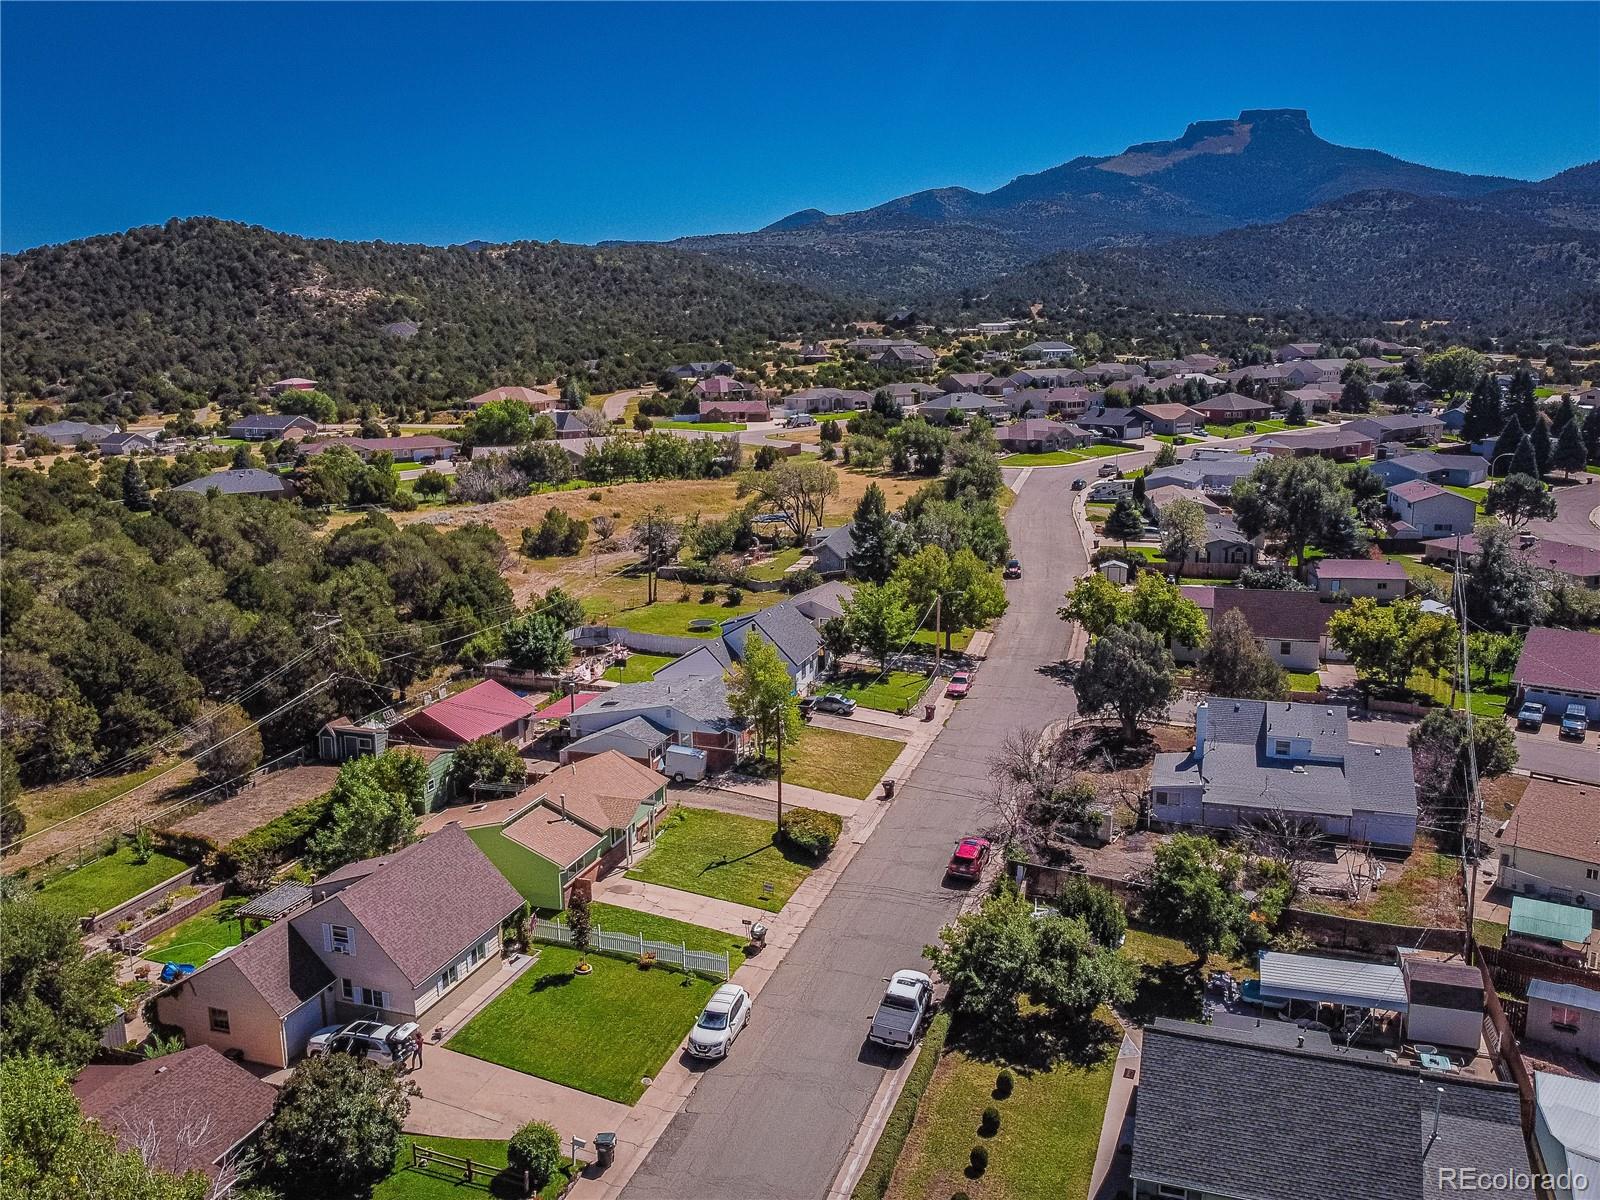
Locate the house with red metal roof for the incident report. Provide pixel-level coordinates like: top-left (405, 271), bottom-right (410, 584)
top-left (390, 679), bottom-right (537, 749)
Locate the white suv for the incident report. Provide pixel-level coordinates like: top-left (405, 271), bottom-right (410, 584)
top-left (306, 1020), bottom-right (417, 1066)
top-left (687, 985), bottom-right (752, 1059)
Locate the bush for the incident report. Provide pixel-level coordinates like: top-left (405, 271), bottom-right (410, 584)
top-left (725, 586), bottom-right (743, 605)
top-left (507, 1120), bottom-right (563, 1194)
top-left (979, 1106), bottom-right (1000, 1137)
top-left (214, 794), bottom-right (335, 887)
top-left (952, 1194), bottom-right (970, 1200)
top-left (968, 1146), bottom-right (988, 1176)
top-left (783, 567), bottom-right (823, 594)
top-left (701, 587), bottom-right (718, 603)
top-left (779, 806), bottom-right (842, 857)
top-left (389, 490), bottom-right (418, 512)
top-left (993, 1069), bottom-right (1013, 1099)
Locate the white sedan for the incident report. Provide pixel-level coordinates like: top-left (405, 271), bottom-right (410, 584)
top-left (686, 984), bottom-right (752, 1059)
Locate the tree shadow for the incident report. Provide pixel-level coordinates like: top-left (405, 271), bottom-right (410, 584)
top-left (945, 1008), bottom-right (1121, 1074)
top-left (1125, 961), bottom-right (1206, 1026)
top-left (1062, 725), bottom-right (1158, 772)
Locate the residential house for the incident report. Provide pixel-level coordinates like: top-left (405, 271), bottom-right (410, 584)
top-left (692, 375), bottom-right (754, 403)
top-left (878, 382), bottom-right (942, 406)
top-left (651, 641), bottom-right (733, 685)
top-left (227, 414), bottom-right (319, 441)
top-left (919, 392), bottom-right (1010, 425)
top-left (1181, 516), bottom-right (1259, 569)
top-left (797, 343), bottom-right (833, 364)
top-left (1144, 483), bottom-right (1222, 520)
top-left (171, 468), bottom-right (293, 500)
top-left (1275, 342), bottom-right (1324, 361)
top-left (1225, 363), bottom-right (1293, 387)
top-left (1008, 368), bottom-right (1087, 389)
top-left (1255, 427), bottom-right (1375, 461)
top-left (1349, 413), bottom-right (1444, 446)
top-left (698, 399), bottom-right (770, 423)
top-left (464, 385), bottom-right (556, 411)
top-left (1284, 358), bottom-right (1346, 386)
top-left (785, 387), bottom-right (872, 414)
top-left (994, 419), bottom-right (1090, 455)
top-left (390, 679), bottom-right (538, 750)
top-left (479, 752), bottom-right (670, 908)
top-left (1076, 406), bottom-right (1149, 441)
top-left (1080, 362), bottom-right (1142, 384)
top-left (1019, 341), bottom-right (1076, 362)
top-left (1312, 558), bottom-right (1410, 600)
top-left (1132, 403), bottom-right (1204, 436)
top-left (73, 1046), bottom-right (277, 1185)
top-left (788, 579), bottom-right (853, 624)
top-left (263, 377), bottom-right (318, 397)
top-left (1144, 449), bottom-right (1274, 497)
top-left (1513, 627), bottom-right (1600, 722)
top-left (1423, 534), bottom-right (1600, 589)
top-left (561, 716), bottom-right (675, 770)
top-left (1368, 450), bottom-right (1488, 488)
top-left (1192, 391), bottom-right (1274, 424)
top-left (869, 343), bottom-right (937, 371)
top-left (1386, 480), bottom-right (1476, 538)
top-left (567, 674), bottom-right (750, 772)
top-left (1007, 386), bottom-right (1093, 418)
top-left (158, 825), bottom-right (522, 1065)
top-left (974, 320), bottom-right (1017, 335)
top-left (303, 435), bottom-right (459, 463)
top-left (1131, 1019), bottom-right (1531, 1200)
top-left (1182, 353), bottom-right (1225, 373)
top-left (811, 523), bottom-right (856, 577)
top-left (721, 601), bottom-right (823, 689)
top-left (549, 410), bottom-right (601, 439)
top-left (1532, 1072), bottom-right (1600, 1200)
top-left (1143, 358), bottom-right (1188, 378)
top-left (1499, 778), bottom-right (1600, 906)
top-left (1174, 587), bottom-right (1334, 672)
top-left (666, 361), bottom-right (735, 381)
top-left (1527, 991), bottom-right (1600, 1070)
top-left (95, 430), bottom-right (157, 455)
top-left (316, 717), bottom-right (452, 808)
top-left (29, 419), bottom-right (117, 448)
top-left (937, 372), bottom-right (996, 394)
top-left (1150, 697), bottom-right (1419, 847)
top-left (1285, 384), bottom-right (1337, 413)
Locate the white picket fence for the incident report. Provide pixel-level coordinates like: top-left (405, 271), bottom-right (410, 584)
top-left (532, 917), bottom-right (730, 980)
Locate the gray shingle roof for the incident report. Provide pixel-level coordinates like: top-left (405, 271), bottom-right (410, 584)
top-left (171, 468), bottom-right (291, 497)
top-left (724, 601), bottom-right (822, 672)
top-left (1133, 1019), bottom-right (1532, 1200)
top-left (580, 673), bottom-right (740, 730)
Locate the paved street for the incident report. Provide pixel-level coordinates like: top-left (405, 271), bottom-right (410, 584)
top-left (620, 463), bottom-right (1091, 1200)
top-left (1524, 472), bottom-right (1600, 547)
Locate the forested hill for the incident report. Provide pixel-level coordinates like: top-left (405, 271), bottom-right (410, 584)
top-left (0, 218), bottom-right (850, 411)
top-left (967, 189), bottom-right (1600, 339)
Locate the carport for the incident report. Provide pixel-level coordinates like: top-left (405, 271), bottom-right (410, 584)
top-left (1257, 951), bottom-right (1408, 1042)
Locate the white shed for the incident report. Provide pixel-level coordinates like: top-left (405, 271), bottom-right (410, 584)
top-left (1401, 956), bottom-right (1484, 1049)
top-left (1533, 1072), bottom-right (1600, 1200)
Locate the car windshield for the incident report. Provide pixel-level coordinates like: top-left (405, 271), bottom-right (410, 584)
top-left (698, 1011), bottom-right (730, 1030)
top-left (882, 993), bottom-right (919, 1010)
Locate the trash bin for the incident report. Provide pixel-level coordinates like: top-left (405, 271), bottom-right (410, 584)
top-left (594, 1132), bottom-right (617, 1169)
top-left (882, 778), bottom-right (896, 799)
top-left (923, 703), bottom-right (935, 721)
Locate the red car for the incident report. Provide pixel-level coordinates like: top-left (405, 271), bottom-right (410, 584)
top-left (945, 671), bottom-right (972, 698)
top-left (945, 837), bottom-right (991, 881)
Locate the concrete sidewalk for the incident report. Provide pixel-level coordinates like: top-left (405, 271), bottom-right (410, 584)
top-left (709, 776), bottom-right (867, 818)
top-left (592, 875), bottom-right (766, 939)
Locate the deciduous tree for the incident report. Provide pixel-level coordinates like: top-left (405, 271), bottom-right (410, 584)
top-left (503, 610), bottom-right (572, 673)
top-left (842, 581), bottom-right (918, 673)
top-left (304, 750), bottom-right (424, 873)
top-left (1074, 623), bottom-right (1175, 741)
top-left (1158, 498), bottom-right (1207, 573)
top-left (726, 632), bottom-right (802, 759)
top-left (0, 899), bottom-right (121, 1069)
top-left (193, 702), bottom-right (263, 786)
top-left (629, 506), bottom-right (683, 602)
top-left (1200, 608), bottom-right (1288, 700)
top-left (1484, 473), bottom-right (1557, 529)
top-left (254, 1051), bottom-right (411, 1200)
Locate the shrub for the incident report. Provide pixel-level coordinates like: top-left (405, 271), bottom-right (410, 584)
top-left (589, 491), bottom-right (603, 501)
top-left (993, 1069), bottom-right (1013, 1099)
top-left (389, 490), bottom-right (418, 512)
top-left (508, 1120), bottom-right (563, 1193)
top-left (725, 586), bottom-right (743, 605)
top-left (952, 1194), bottom-right (970, 1200)
top-left (701, 587), bottom-right (718, 603)
top-left (783, 567), bottom-right (823, 594)
top-left (213, 794), bottom-right (335, 888)
top-left (779, 807), bottom-right (842, 857)
top-left (968, 1146), bottom-right (988, 1176)
top-left (979, 1106), bottom-right (1000, 1137)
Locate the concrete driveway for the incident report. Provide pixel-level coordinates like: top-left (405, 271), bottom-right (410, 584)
top-left (1511, 719), bottom-right (1600, 783)
top-left (616, 462), bottom-right (1095, 1200)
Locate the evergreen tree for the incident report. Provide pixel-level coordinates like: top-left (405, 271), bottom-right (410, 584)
top-left (230, 442), bottom-right (253, 468)
top-left (1551, 393), bottom-right (1578, 434)
top-left (1510, 432), bottom-right (1540, 480)
top-left (845, 483), bottom-right (901, 583)
top-left (1286, 398), bottom-right (1307, 426)
top-left (1584, 411), bottom-right (1600, 466)
top-left (1104, 497), bottom-right (1146, 551)
top-left (1461, 373), bottom-right (1503, 443)
top-left (1488, 416), bottom-right (1523, 476)
top-left (1504, 367), bottom-right (1539, 429)
top-left (1553, 419), bottom-right (1587, 477)
top-left (120, 461), bottom-right (152, 511)
top-left (1530, 416), bottom-right (1552, 475)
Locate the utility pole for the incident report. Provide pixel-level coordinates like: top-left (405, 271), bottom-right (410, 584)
top-left (933, 594), bottom-right (942, 678)
top-left (774, 703), bottom-right (784, 831)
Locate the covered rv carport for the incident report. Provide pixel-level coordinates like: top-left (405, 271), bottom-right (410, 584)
top-left (1256, 951), bottom-right (1408, 1043)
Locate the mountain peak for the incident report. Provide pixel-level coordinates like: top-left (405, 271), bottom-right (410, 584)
top-left (1237, 108), bottom-right (1315, 136)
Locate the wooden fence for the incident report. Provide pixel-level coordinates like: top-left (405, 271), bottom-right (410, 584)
top-left (409, 1142), bottom-right (583, 1199)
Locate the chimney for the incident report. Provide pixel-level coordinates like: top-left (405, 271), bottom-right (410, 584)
top-left (1194, 700), bottom-right (1209, 759)
top-left (559, 793), bottom-right (567, 821)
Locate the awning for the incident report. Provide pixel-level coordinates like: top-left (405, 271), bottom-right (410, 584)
top-left (1258, 951), bottom-right (1408, 1012)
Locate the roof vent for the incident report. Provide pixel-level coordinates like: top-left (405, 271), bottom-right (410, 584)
top-left (1292, 765), bottom-right (1306, 774)
top-left (1374, 748), bottom-right (1382, 755)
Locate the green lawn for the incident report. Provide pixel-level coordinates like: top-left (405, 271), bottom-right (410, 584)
top-left (1120, 926), bottom-right (1255, 1025)
top-left (884, 1033), bottom-right (1116, 1200)
top-left (34, 844), bottom-right (191, 919)
top-left (143, 897), bottom-right (248, 963)
top-left (1287, 670), bottom-right (1320, 691)
top-left (764, 725), bottom-right (903, 800)
top-left (602, 652), bottom-right (676, 684)
top-left (908, 626), bottom-right (975, 652)
top-left (606, 592), bottom-right (782, 638)
top-left (1443, 484), bottom-right (1489, 509)
top-left (660, 420), bottom-right (746, 432)
top-left (1384, 554), bottom-right (1453, 589)
top-left (1407, 668), bottom-right (1511, 718)
top-left (577, 901), bottom-right (748, 974)
top-left (1474, 920), bottom-right (1507, 949)
top-left (999, 450), bottom-right (1082, 466)
top-left (1204, 418), bottom-right (1301, 439)
top-left (1152, 433), bottom-right (1198, 445)
top-left (625, 807), bottom-right (813, 912)
top-left (1075, 442), bottom-right (1131, 458)
top-left (826, 669), bottom-right (930, 713)
top-left (448, 944), bottom-right (713, 1104)
top-left (745, 547), bottom-right (803, 582)
top-left (376, 1134), bottom-right (577, 1200)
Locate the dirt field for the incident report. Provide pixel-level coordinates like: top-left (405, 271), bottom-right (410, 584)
top-left (7, 760), bottom-right (201, 874)
top-left (166, 764), bottom-right (340, 846)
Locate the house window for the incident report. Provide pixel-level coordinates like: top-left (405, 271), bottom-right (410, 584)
top-left (1274, 740), bottom-right (1291, 756)
top-left (208, 1007), bottom-right (231, 1033)
top-left (357, 987), bottom-right (387, 1009)
top-left (1279, 642), bottom-right (1292, 656)
top-left (1377, 581), bottom-right (1388, 590)
top-left (1551, 1005), bottom-right (1583, 1033)
top-left (1587, 868), bottom-right (1598, 881)
top-left (328, 924), bottom-right (353, 955)
top-left (341, 978), bottom-right (355, 1001)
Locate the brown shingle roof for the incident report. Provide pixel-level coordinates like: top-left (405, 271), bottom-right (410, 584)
top-left (1506, 779), bottom-right (1600, 864)
top-left (1513, 626), bottom-right (1600, 695)
top-left (1208, 588), bottom-right (1332, 643)
top-left (319, 823), bottom-right (524, 986)
top-left (1315, 558), bottom-right (1409, 581)
top-left (508, 750), bottom-right (666, 832)
top-left (212, 916), bottom-right (334, 1017)
top-left (74, 1046), bottom-right (277, 1178)
top-left (501, 808), bottom-right (606, 868)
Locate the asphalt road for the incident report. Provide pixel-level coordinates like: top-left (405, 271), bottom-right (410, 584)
top-left (1523, 473), bottom-right (1600, 548)
top-left (621, 462), bottom-right (1092, 1200)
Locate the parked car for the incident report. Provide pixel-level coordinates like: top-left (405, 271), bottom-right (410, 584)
top-left (686, 984), bottom-right (752, 1059)
top-left (945, 671), bottom-right (972, 698)
top-left (1560, 703), bottom-right (1588, 740)
top-left (1517, 701), bottom-right (1547, 730)
top-left (1071, 477), bottom-right (1087, 491)
top-left (867, 970), bottom-right (934, 1050)
top-left (944, 836), bottom-right (990, 880)
top-left (1003, 559), bottom-right (1022, 579)
top-left (307, 1020), bottom-right (417, 1066)
top-left (1097, 463), bottom-right (1122, 478)
top-left (811, 693), bottom-right (857, 715)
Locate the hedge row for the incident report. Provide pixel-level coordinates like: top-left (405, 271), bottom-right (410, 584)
top-left (850, 1010), bottom-right (951, 1200)
top-left (211, 793), bottom-right (334, 887)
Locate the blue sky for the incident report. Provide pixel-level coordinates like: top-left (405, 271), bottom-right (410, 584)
top-left (3, 2), bottom-right (1597, 252)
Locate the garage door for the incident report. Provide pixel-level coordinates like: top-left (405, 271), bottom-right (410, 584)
top-left (282, 993), bottom-right (328, 1065)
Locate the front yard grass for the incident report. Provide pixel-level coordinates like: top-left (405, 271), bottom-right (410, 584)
top-left (625, 807), bottom-right (813, 912)
top-left (449, 944), bottom-right (713, 1104)
top-left (745, 546), bottom-right (803, 582)
top-left (659, 420), bottom-right (746, 432)
top-left (34, 844), bottom-right (191, 919)
top-left (1443, 484), bottom-right (1489, 510)
top-left (999, 450), bottom-right (1082, 466)
top-left (603, 592), bottom-right (782, 638)
top-left (376, 1134), bottom-right (578, 1200)
top-left (602, 651), bottom-right (676, 684)
top-left (1205, 418), bottom-right (1300, 439)
top-left (1287, 670), bottom-right (1321, 691)
top-left (826, 669), bottom-right (929, 713)
top-left (908, 626), bottom-right (974, 652)
top-left (1120, 926), bottom-right (1255, 1024)
top-left (762, 724), bottom-right (903, 800)
top-left (576, 901), bottom-right (749, 973)
top-left (143, 896), bottom-right (248, 963)
top-left (884, 1022), bottom-right (1116, 1200)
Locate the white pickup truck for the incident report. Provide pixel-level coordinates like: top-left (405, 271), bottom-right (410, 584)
top-left (867, 970), bottom-right (934, 1050)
